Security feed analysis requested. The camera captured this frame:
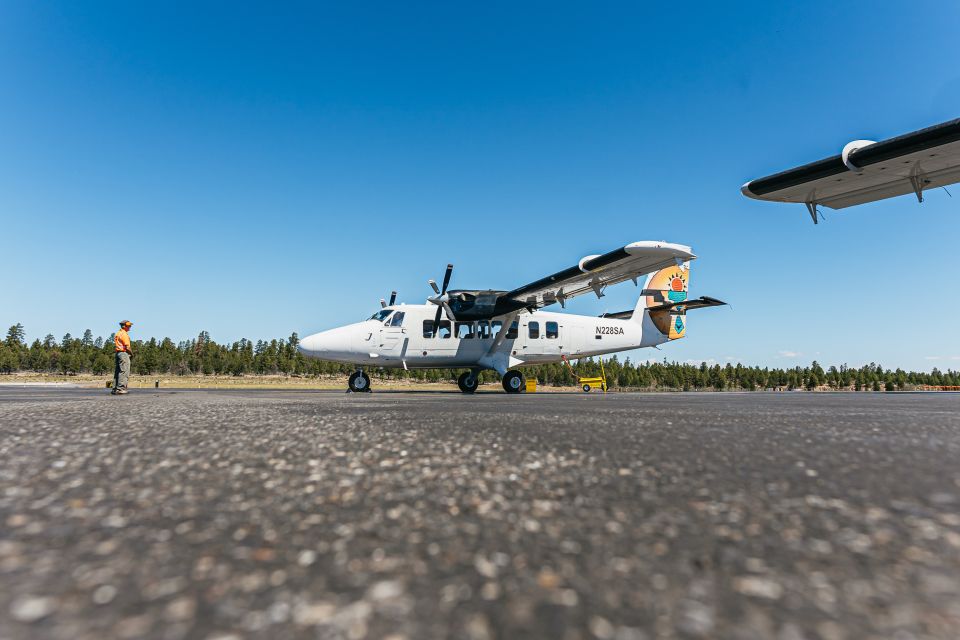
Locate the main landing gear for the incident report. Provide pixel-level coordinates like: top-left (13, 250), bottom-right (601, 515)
top-left (348, 370), bottom-right (371, 392)
top-left (501, 370), bottom-right (525, 394)
top-left (457, 371), bottom-right (479, 394)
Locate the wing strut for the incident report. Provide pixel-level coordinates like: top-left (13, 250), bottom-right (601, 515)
top-left (487, 311), bottom-right (519, 356)
top-left (805, 202), bottom-right (820, 225)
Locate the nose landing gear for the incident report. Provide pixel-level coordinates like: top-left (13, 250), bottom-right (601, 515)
top-left (348, 370), bottom-right (371, 392)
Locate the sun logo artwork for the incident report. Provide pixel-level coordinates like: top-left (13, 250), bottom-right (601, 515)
top-left (667, 273), bottom-right (687, 303)
top-left (647, 266), bottom-right (690, 314)
top-left (667, 271), bottom-right (687, 302)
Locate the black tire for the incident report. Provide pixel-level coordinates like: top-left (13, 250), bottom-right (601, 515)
top-left (348, 371), bottom-right (371, 392)
top-left (582, 384), bottom-right (591, 393)
top-left (502, 370), bottom-right (524, 394)
top-left (458, 371), bottom-right (479, 394)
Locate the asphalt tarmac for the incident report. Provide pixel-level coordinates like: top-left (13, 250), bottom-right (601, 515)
top-left (1, 388), bottom-right (959, 640)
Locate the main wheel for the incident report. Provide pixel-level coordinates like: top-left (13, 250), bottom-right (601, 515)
top-left (582, 384), bottom-right (591, 393)
top-left (458, 371), bottom-right (479, 394)
top-left (502, 370), bottom-right (524, 394)
top-left (348, 371), bottom-right (371, 392)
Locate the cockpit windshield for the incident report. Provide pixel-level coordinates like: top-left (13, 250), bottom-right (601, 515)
top-left (369, 309), bottom-right (393, 322)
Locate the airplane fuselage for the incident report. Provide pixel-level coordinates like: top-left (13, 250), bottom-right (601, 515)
top-left (298, 303), bottom-right (668, 375)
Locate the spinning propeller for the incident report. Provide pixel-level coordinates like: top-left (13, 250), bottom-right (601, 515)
top-left (379, 291), bottom-right (398, 309)
top-left (427, 264), bottom-right (454, 334)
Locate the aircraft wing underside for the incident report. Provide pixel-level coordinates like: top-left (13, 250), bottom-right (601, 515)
top-left (741, 118), bottom-right (960, 222)
top-left (504, 241), bottom-right (696, 310)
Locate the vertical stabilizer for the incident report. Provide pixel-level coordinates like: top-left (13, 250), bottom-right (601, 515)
top-left (635, 261), bottom-right (690, 340)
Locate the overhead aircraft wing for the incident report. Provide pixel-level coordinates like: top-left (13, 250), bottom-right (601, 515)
top-left (504, 241), bottom-right (695, 310)
top-left (741, 118), bottom-right (960, 223)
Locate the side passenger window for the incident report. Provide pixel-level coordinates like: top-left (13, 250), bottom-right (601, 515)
top-left (477, 321), bottom-right (491, 339)
top-left (546, 321), bottom-right (558, 339)
top-left (438, 321), bottom-right (451, 339)
top-left (528, 322), bottom-right (539, 339)
top-left (456, 322), bottom-right (474, 339)
top-left (506, 321), bottom-right (518, 339)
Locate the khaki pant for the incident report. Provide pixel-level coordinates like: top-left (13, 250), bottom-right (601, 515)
top-left (114, 352), bottom-right (130, 391)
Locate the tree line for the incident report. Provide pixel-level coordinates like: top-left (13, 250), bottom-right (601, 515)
top-left (2, 323), bottom-right (958, 391)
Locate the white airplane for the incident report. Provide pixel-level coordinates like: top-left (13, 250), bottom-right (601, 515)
top-left (297, 241), bottom-right (725, 393)
top-left (742, 117), bottom-right (960, 223)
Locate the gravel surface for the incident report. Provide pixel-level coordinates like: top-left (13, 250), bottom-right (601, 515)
top-left (1, 388), bottom-right (959, 639)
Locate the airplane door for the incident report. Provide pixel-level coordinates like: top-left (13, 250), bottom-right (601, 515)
top-left (541, 320), bottom-right (562, 356)
top-left (379, 311), bottom-right (408, 361)
top-left (521, 319), bottom-right (562, 359)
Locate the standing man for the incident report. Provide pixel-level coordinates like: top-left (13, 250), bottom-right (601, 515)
top-left (112, 320), bottom-right (134, 395)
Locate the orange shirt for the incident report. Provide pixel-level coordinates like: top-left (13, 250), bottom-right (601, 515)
top-left (114, 329), bottom-right (131, 352)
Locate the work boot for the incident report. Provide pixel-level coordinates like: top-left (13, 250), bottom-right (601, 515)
top-left (116, 389), bottom-right (129, 395)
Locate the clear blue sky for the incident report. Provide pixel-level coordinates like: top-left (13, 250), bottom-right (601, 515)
top-left (2, 2), bottom-right (958, 370)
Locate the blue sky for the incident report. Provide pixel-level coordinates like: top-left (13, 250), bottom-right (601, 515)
top-left (2, 2), bottom-right (958, 370)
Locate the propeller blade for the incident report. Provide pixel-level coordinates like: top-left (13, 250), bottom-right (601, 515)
top-left (432, 305), bottom-right (444, 338)
top-left (380, 299), bottom-right (387, 309)
top-left (428, 279), bottom-right (440, 295)
top-left (388, 291), bottom-right (397, 306)
top-left (440, 263), bottom-right (453, 294)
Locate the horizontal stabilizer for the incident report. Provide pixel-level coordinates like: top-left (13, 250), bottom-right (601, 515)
top-left (647, 296), bottom-right (727, 314)
top-left (600, 296), bottom-right (725, 321)
top-left (599, 309), bottom-right (634, 320)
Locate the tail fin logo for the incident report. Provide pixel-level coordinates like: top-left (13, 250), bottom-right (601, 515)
top-left (668, 275), bottom-right (687, 302)
top-left (646, 267), bottom-right (688, 307)
top-left (643, 263), bottom-right (691, 340)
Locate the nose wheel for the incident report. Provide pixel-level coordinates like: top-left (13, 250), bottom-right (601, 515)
top-left (501, 370), bottom-right (524, 394)
top-left (457, 371), bottom-right (479, 394)
top-left (348, 371), bottom-right (371, 392)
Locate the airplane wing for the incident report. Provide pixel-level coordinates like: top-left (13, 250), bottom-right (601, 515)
top-left (504, 241), bottom-right (695, 310)
top-left (741, 118), bottom-right (960, 223)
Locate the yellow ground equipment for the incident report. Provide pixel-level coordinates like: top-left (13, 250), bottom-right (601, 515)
top-left (525, 378), bottom-right (538, 393)
top-left (562, 355), bottom-right (607, 393)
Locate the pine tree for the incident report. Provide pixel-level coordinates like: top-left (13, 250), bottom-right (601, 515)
top-left (6, 323), bottom-right (25, 347)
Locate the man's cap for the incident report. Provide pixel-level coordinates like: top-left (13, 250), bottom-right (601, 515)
top-left (119, 320), bottom-right (133, 327)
